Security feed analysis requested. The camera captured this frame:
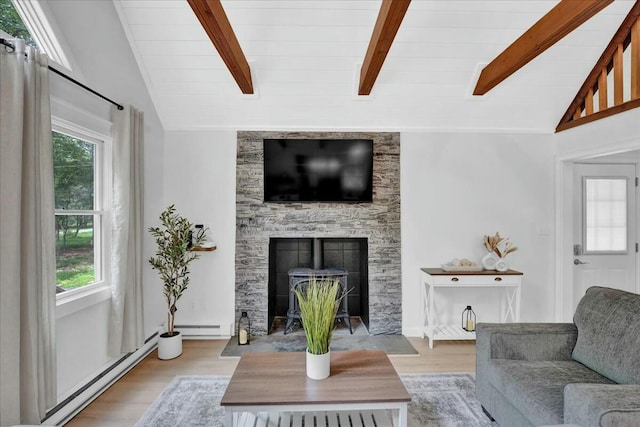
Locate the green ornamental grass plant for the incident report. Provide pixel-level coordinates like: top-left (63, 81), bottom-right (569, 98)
top-left (294, 277), bottom-right (345, 355)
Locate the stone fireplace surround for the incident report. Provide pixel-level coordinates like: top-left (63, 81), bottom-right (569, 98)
top-left (235, 131), bottom-right (401, 335)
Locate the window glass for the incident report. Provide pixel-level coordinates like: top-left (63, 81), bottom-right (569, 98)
top-left (53, 131), bottom-right (101, 292)
top-left (53, 133), bottom-right (94, 211)
top-left (584, 177), bottom-right (627, 253)
top-left (0, 0), bottom-right (36, 46)
top-left (55, 214), bottom-right (95, 290)
top-left (1, 0), bottom-right (72, 70)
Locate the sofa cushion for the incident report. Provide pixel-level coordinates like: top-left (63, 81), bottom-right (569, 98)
top-left (572, 286), bottom-right (640, 384)
top-left (488, 360), bottom-right (614, 426)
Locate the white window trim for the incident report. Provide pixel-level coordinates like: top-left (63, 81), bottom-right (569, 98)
top-left (53, 118), bottom-right (113, 316)
top-left (11, 0), bottom-right (84, 79)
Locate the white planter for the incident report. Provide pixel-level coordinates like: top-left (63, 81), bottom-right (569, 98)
top-left (306, 349), bottom-right (330, 380)
top-left (158, 331), bottom-right (182, 360)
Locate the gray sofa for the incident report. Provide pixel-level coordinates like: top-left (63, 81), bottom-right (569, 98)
top-left (476, 286), bottom-right (640, 426)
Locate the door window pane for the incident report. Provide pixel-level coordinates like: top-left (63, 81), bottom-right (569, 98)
top-left (584, 178), bottom-right (627, 253)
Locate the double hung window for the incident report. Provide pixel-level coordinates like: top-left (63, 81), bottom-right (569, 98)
top-left (53, 127), bottom-right (110, 295)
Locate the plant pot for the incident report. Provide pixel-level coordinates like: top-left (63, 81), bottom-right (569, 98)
top-left (306, 349), bottom-right (330, 380)
top-left (158, 331), bottom-right (182, 360)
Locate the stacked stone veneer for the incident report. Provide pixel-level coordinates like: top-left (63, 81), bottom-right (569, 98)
top-left (235, 131), bottom-right (401, 335)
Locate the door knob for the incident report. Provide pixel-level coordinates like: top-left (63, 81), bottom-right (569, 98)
top-left (574, 259), bottom-right (589, 265)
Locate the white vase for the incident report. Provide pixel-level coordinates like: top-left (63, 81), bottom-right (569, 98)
top-left (481, 252), bottom-right (498, 270)
top-left (158, 331), bottom-right (183, 360)
top-left (495, 258), bottom-right (509, 272)
top-left (306, 349), bottom-right (330, 380)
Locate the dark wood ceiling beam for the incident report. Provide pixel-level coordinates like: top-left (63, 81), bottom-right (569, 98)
top-left (473, 0), bottom-right (613, 96)
top-left (187, 0), bottom-right (253, 94)
top-left (557, 1), bottom-right (640, 131)
top-left (359, 0), bottom-right (411, 96)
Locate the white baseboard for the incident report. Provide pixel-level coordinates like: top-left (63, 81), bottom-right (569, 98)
top-left (183, 335), bottom-right (231, 340)
top-left (42, 329), bottom-right (161, 426)
top-left (176, 323), bottom-right (232, 338)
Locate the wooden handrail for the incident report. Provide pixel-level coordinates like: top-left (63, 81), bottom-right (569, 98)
top-left (557, 2), bottom-right (640, 132)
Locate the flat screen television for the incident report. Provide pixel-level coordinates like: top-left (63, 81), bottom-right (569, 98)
top-left (264, 139), bottom-right (373, 202)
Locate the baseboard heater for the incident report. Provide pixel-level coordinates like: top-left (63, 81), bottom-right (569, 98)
top-left (42, 330), bottom-right (160, 426)
top-left (175, 323), bottom-right (232, 337)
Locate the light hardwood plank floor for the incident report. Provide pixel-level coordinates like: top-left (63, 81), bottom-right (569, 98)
top-left (65, 338), bottom-right (475, 426)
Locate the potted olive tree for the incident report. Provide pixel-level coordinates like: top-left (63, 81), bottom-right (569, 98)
top-left (148, 204), bottom-right (206, 359)
top-left (294, 277), bottom-right (344, 380)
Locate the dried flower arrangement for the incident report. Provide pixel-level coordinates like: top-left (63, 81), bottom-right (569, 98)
top-left (483, 232), bottom-right (518, 258)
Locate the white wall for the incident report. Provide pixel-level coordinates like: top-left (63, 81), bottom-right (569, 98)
top-left (161, 130), bottom-right (237, 333)
top-left (55, 297), bottom-right (112, 398)
top-left (401, 132), bottom-right (556, 335)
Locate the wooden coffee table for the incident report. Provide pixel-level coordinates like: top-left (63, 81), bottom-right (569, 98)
top-left (221, 350), bottom-right (411, 427)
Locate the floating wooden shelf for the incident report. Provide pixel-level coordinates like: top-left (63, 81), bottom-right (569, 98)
top-left (191, 246), bottom-right (217, 252)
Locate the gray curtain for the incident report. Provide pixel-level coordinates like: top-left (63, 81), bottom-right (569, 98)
top-left (0, 39), bottom-right (57, 424)
top-left (108, 105), bottom-right (145, 356)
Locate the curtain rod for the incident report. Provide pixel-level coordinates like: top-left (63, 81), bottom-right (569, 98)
top-left (1, 38), bottom-right (124, 111)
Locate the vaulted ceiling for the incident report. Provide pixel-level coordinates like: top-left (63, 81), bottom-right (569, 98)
top-left (114, 0), bottom-right (636, 132)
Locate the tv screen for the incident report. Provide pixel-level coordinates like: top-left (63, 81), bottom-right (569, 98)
top-left (264, 139), bottom-right (373, 202)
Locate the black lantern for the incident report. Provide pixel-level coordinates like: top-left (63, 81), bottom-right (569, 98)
top-left (462, 305), bottom-right (476, 332)
top-left (238, 311), bottom-right (251, 345)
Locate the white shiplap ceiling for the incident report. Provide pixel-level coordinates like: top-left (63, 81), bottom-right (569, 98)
top-left (114, 0), bottom-right (635, 132)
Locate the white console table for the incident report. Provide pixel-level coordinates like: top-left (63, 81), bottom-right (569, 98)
top-left (421, 267), bottom-right (523, 348)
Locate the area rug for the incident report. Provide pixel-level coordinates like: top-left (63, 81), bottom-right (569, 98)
top-left (134, 373), bottom-right (492, 427)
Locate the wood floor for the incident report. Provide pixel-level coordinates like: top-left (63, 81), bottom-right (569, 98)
top-left (65, 337), bottom-right (475, 426)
